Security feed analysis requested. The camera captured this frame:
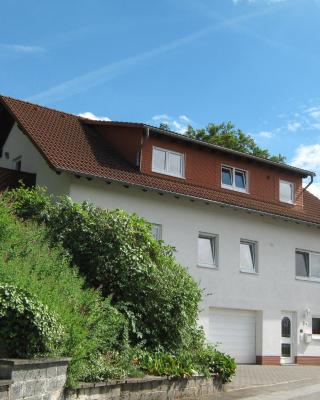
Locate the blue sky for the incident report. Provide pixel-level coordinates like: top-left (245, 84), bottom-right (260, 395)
top-left (1, 0), bottom-right (320, 196)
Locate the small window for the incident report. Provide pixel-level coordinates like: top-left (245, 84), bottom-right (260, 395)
top-left (151, 223), bottom-right (162, 241)
top-left (12, 156), bottom-right (22, 171)
top-left (198, 233), bottom-right (218, 268)
top-left (240, 240), bottom-right (257, 273)
top-left (296, 251), bottom-right (309, 277)
top-left (221, 165), bottom-right (248, 192)
top-left (152, 147), bottom-right (184, 178)
top-left (280, 180), bottom-right (295, 204)
top-left (296, 250), bottom-right (320, 280)
top-left (312, 318), bottom-right (320, 335)
top-left (281, 317), bottom-right (291, 338)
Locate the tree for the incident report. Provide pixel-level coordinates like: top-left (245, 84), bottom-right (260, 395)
top-left (159, 122), bottom-right (170, 131)
top-left (184, 122), bottom-right (285, 163)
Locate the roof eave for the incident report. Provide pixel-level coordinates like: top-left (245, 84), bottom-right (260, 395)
top-left (57, 166), bottom-right (320, 229)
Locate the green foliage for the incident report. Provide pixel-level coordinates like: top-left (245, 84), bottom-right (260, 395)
top-left (0, 283), bottom-right (63, 357)
top-left (2, 186), bottom-right (236, 385)
top-left (133, 349), bottom-right (195, 378)
top-left (185, 122), bottom-right (285, 163)
top-left (0, 204), bottom-right (129, 386)
top-left (133, 346), bottom-right (236, 383)
top-left (192, 346), bottom-right (236, 384)
top-left (5, 186), bottom-right (203, 352)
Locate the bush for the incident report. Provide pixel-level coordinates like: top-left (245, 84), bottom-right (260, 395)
top-left (0, 283), bottom-right (63, 357)
top-left (133, 349), bottom-right (195, 378)
top-left (2, 186), bottom-right (236, 385)
top-left (4, 186), bottom-right (203, 351)
top-left (0, 205), bottom-right (129, 386)
top-left (132, 346), bottom-right (236, 383)
top-left (193, 345), bottom-right (236, 383)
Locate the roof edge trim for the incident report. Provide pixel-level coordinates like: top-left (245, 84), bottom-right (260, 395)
top-left (58, 166), bottom-right (320, 229)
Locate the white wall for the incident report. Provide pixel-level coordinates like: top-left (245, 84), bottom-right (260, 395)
top-left (0, 124), bottom-right (70, 195)
top-left (70, 178), bottom-right (320, 358)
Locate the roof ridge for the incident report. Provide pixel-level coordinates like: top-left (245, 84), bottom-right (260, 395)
top-left (0, 94), bottom-right (315, 177)
top-left (0, 94), bottom-right (79, 119)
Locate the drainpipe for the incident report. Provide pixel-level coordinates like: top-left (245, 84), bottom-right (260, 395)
top-left (136, 126), bottom-right (150, 169)
top-left (304, 174), bottom-right (314, 191)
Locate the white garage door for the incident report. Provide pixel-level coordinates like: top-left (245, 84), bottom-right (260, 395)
top-left (207, 308), bottom-right (256, 364)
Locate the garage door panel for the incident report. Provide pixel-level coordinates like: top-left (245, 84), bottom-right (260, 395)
top-left (207, 308), bottom-right (256, 364)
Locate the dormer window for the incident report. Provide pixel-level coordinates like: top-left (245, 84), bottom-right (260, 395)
top-left (12, 156), bottom-right (22, 172)
top-left (279, 180), bottom-right (295, 204)
top-left (221, 165), bottom-right (248, 193)
top-left (152, 147), bottom-right (184, 178)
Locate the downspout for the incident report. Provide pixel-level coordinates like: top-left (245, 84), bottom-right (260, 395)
top-left (304, 174), bottom-right (314, 191)
top-left (136, 125), bottom-right (150, 170)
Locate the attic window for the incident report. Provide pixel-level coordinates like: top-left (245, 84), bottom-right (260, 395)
top-left (221, 165), bottom-right (248, 193)
top-left (279, 180), bottom-right (295, 204)
top-left (12, 156), bottom-right (22, 172)
top-left (152, 147), bottom-right (184, 178)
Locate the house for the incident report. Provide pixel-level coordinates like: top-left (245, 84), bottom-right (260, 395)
top-left (1, 95), bottom-right (320, 366)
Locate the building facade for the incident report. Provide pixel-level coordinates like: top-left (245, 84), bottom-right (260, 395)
top-left (1, 95), bottom-right (320, 365)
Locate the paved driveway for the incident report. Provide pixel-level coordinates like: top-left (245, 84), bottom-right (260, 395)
top-left (216, 365), bottom-right (320, 399)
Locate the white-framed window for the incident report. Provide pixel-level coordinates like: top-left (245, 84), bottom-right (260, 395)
top-left (12, 156), bottom-right (22, 172)
top-left (221, 165), bottom-right (248, 193)
top-left (312, 317), bottom-right (320, 335)
top-left (295, 249), bottom-right (320, 280)
top-left (152, 147), bottom-right (185, 178)
top-left (198, 233), bottom-right (218, 268)
top-left (151, 223), bottom-right (162, 240)
top-left (279, 180), bottom-right (295, 204)
top-left (240, 240), bottom-right (257, 273)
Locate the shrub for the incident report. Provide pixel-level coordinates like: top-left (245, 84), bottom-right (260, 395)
top-left (133, 349), bottom-right (196, 378)
top-left (132, 346), bottom-right (236, 383)
top-left (0, 205), bottom-right (129, 386)
top-left (0, 283), bottom-right (63, 357)
top-left (193, 346), bottom-right (236, 383)
top-left (4, 186), bottom-right (203, 351)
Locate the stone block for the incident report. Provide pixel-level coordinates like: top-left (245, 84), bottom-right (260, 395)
top-left (10, 383), bottom-right (23, 400)
top-left (46, 367), bottom-right (57, 379)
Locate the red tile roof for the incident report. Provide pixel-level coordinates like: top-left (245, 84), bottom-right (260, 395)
top-left (1, 95), bottom-right (320, 226)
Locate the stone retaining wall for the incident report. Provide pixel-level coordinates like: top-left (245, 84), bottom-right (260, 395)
top-left (65, 376), bottom-right (222, 400)
top-left (0, 359), bottom-right (222, 400)
top-left (0, 358), bottom-right (70, 400)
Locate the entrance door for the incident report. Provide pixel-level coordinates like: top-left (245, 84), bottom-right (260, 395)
top-left (281, 312), bottom-right (295, 364)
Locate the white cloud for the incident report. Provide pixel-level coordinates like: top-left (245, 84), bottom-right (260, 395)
top-left (151, 114), bottom-right (193, 134)
top-left (78, 112), bottom-right (111, 121)
top-left (287, 122), bottom-right (301, 132)
top-left (0, 44), bottom-right (44, 54)
top-left (306, 106), bottom-right (320, 120)
top-left (292, 144), bottom-right (320, 171)
top-left (307, 183), bottom-right (320, 199)
top-left (259, 130), bottom-right (273, 138)
top-left (179, 115), bottom-right (192, 124)
top-left (152, 114), bottom-right (170, 122)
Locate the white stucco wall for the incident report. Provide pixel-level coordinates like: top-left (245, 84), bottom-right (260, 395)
top-left (0, 124), bottom-right (70, 195)
top-left (69, 178), bottom-right (320, 358)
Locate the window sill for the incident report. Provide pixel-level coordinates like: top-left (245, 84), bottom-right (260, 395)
top-left (221, 184), bottom-right (249, 194)
top-left (279, 199), bottom-right (295, 205)
top-left (197, 264), bottom-right (218, 270)
top-left (295, 277), bottom-right (320, 283)
top-left (240, 269), bottom-right (259, 275)
top-left (152, 169), bottom-right (186, 179)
